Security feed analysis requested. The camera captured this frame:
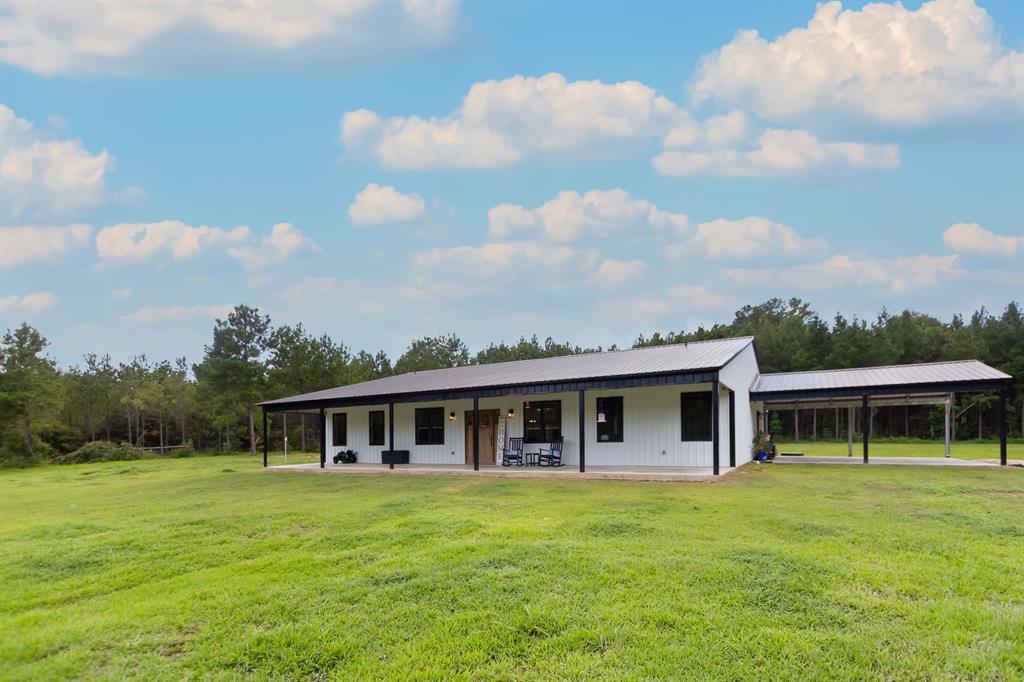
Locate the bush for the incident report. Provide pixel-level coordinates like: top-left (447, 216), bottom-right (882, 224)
top-left (169, 441), bottom-right (196, 458)
top-left (53, 441), bottom-right (150, 465)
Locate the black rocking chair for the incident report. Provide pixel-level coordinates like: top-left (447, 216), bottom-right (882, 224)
top-left (537, 438), bottom-right (564, 467)
top-left (501, 437), bottom-right (524, 466)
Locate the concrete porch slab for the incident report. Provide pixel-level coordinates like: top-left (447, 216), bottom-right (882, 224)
top-left (266, 462), bottom-right (731, 482)
top-left (772, 455), bottom-right (1001, 467)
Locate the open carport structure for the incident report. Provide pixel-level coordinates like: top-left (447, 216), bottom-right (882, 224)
top-left (750, 360), bottom-right (1014, 465)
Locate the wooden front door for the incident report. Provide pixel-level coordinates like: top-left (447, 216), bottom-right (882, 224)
top-left (465, 410), bottom-right (498, 465)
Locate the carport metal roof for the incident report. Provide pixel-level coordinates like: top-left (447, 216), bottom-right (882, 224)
top-left (750, 360), bottom-right (1011, 404)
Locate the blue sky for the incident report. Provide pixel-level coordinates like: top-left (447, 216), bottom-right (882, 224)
top-left (1, 0), bottom-right (1022, 367)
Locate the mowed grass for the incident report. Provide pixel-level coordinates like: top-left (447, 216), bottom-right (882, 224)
top-left (1, 456), bottom-right (1022, 680)
top-left (775, 438), bottom-right (1024, 460)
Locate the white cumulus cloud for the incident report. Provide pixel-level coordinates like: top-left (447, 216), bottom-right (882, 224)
top-left (653, 128), bottom-right (899, 177)
top-left (122, 304), bottom-right (234, 323)
top-left (414, 241), bottom-right (580, 276)
top-left (589, 259), bottom-right (647, 289)
top-left (227, 222), bottom-right (319, 270)
top-left (0, 223), bottom-right (92, 267)
top-left (341, 73), bottom-right (686, 169)
top-left (488, 188), bottom-right (689, 242)
top-left (670, 217), bottom-right (828, 260)
top-left (691, 0), bottom-right (1023, 125)
top-left (725, 253), bottom-right (961, 294)
top-left (0, 1), bottom-right (463, 77)
top-left (0, 291), bottom-right (57, 314)
top-left (348, 183), bottom-right (426, 226)
top-left (0, 104), bottom-right (114, 218)
top-left (95, 220), bottom-right (250, 262)
top-left (942, 223), bottom-right (1022, 256)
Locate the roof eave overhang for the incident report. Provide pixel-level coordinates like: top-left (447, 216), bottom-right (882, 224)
top-left (260, 367), bottom-right (721, 412)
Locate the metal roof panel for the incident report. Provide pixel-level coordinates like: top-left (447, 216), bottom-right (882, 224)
top-left (751, 360), bottom-right (1010, 394)
top-left (261, 336), bottom-right (753, 406)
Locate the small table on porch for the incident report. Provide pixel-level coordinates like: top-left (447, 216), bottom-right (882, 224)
top-left (524, 451), bottom-right (539, 467)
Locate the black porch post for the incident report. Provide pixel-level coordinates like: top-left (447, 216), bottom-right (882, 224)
top-left (998, 387), bottom-right (1007, 466)
top-left (319, 408), bottom-right (326, 469)
top-left (728, 390), bottom-right (736, 468)
top-left (262, 408), bottom-right (268, 468)
top-left (861, 395), bottom-right (869, 464)
top-left (712, 379), bottom-right (720, 476)
top-left (472, 396), bottom-right (480, 471)
top-left (578, 389), bottom-right (586, 473)
top-left (388, 402), bottom-right (395, 470)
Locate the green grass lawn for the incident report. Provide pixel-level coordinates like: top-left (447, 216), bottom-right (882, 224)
top-left (775, 438), bottom-right (1024, 460)
top-left (2, 456), bottom-right (1022, 680)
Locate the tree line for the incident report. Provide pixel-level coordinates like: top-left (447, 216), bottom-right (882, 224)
top-left (1, 298), bottom-right (1020, 466)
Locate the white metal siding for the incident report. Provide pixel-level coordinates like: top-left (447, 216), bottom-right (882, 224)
top-left (583, 386), bottom-right (712, 466)
top-left (719, 343), bottom-right (760, 466)
top-left (323, 383), bottom-right (754, 468)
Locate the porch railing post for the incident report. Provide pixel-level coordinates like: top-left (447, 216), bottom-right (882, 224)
top-left (578, 389), bottom-right (585, 473)
top-left (262, 408), bottom-right (268, 468)
top-left (712, 379), bottom-right (720, 476)
top-left (861, 395), bottom-right (869, 464)
top-left (319, 408), bottom-right (326, 469)
top-left (472, 396), bottom-right (480, 471)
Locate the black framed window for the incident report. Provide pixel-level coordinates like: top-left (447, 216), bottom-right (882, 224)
top-left (415, 407), bottom-right (445, 445)
top-left (680, 392), bottom-right (712, 441)
top-left (596, 396), bottom-right (624, 442)
top-left (524, 400), bottom-right (561, 442)
top-left (368, 410), bottom-right (385, 446)
top-left (332, 412), bottom-right (347, 446)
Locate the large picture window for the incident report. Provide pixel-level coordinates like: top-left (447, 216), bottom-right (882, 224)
top-left (524, 400), bottom-right (561, 443)
top-left (368, 410), bottom-right (385, 446)
top-left (415, 407), bottom-right (445, 445)
top-left (680, 392), bottom-right (712, 441)
top-left (596, 396), bottom-right (624, 442)
top-left (332, 412), bottom-right (347, 446)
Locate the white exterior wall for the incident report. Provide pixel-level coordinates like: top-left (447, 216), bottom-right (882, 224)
top-left (718, 343), bottom-right (760, 466)
top-left (322, 370), bottom-right (759, 468)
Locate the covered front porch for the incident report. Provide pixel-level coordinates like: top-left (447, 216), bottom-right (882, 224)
top-left (266, 461), bottom-right (728, 482)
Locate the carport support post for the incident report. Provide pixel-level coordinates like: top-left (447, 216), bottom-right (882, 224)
top-left (847, 406), bottom-right (853, 457)
top-left (728, 390), bottom-right (736, 468)
top-left (578, 389), bottom-right (586, 473)
top-left (262, 409), bottom-right (268, 468)
top-left (998, 388), bottom-right (1007, 466)
top-left (944, 394), bottom-right (952, 458)
top-left (712, 379), bottom-right (720, 476)
top-left (472, 396), bottom-right (480, 471)
top-left (861, 395), bottom-right (869, 464)
top-left (388, 402), bottom-right (394, 470)
top-left (319, 408), bottom-right (326, 469)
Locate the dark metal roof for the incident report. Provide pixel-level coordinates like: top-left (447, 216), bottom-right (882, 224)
top-left (751, 360), bottom-right (1011, 399)
top-left (260, 336), bottom-right (753, 408)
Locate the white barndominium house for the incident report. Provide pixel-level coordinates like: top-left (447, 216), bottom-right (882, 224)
top-left (259, 337), bottom-right (1012, 476)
